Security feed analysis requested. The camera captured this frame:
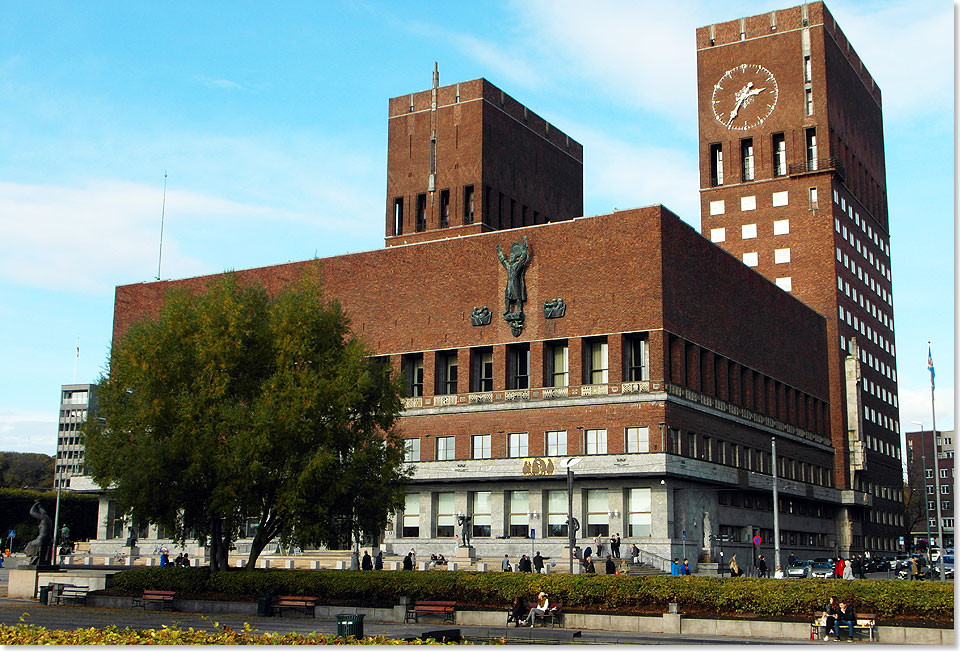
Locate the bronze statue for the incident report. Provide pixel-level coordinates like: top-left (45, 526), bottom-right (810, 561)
top-left (457, 514), bottom-right (472, 547)
top-left (24, 501), bottom-right (52, 565)
top-left (496, 236), bottom-right (530, 316)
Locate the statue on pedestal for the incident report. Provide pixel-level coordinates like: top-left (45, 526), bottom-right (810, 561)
top-left (24, 502), bottom-right (52, 565)
top-left (457, 514), bottom-right (472, 547)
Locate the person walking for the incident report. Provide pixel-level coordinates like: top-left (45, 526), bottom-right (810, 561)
top-left (671, 558), bottom-right (680, 576)
top-left (502, 554), bottom-right (513, 572)
top-left (757, 554), bottom-right (768, 578)
top-left (681, 558), bottom-right (691, 575)
top-left (729, 554), bottom-right (742, 577)
top-left (842, 561), bottom-right (854, 580)
top-left (631, 544), bottom-right (640, 564)
top-left (374, 550), bottom-right (383, 570)
top-left (850, 554), bottom-right (861, 579)
top-left (834, 556), bottom-right (845, 580)
top-left (402, 552), bottom-right (413, 570)
top-left (533, 551), bottom-right (544, 574)
top-left (361, 550), bottom-right (373, 570)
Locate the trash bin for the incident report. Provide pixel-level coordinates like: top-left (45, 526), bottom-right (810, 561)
top-left (257, 595), bottom-right (273, 617)
top-left (38, 585), bottom-right (51, 605)
top-left (336, 613), bottom-right (365, 638)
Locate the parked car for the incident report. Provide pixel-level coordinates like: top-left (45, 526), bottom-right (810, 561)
top-left (867, 555), bottom-right (894, 573)
top-left (892, 554), bottom-right (911, 571)
top-left (787, 560), bottom-right (813, 578)
top-left (810, 561), bottom-right (835, 579)
top-left (929, 555), bottom-right (954, 580)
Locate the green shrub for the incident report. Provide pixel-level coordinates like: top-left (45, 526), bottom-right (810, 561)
top-left (111, 569), bottom-right (954, 622)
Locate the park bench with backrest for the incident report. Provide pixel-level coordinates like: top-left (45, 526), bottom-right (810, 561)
top-left (51, 584), bottom-right (89, 605)
top-left (405, 600), bottom-right (456, 623)
top-left (274, 595), bottom-right (317, 618)
top-left (810, 612), bottom-right (876, 642)
top-left (132, 589), bottom-right (176, 611)
top-left (506, 601), bottom-right (563, 628)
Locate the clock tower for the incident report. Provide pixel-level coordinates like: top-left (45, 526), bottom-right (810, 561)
top-left (697, 2), bottom-right (902, 555)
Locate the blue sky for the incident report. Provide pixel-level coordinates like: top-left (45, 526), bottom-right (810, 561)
top-left (0, 0), bottom-right (953, 454)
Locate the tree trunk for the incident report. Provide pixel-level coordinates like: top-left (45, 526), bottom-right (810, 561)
top-left (246, 528), bottom-right (272, 569)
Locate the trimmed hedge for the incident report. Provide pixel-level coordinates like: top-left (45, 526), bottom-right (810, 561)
top-left (112, 568), bottom-right (954, 622)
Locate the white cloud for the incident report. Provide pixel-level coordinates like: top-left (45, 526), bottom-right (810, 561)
top-left (898, 384), bottom-right (954, 435)
top-left (0, 408), bottom-right (56, 456)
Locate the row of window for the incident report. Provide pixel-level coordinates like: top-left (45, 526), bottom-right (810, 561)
top-left (835, 231), bottom-right (892, 309)
top-left (838, 332), bottom-right (897, 387)
top-left (834, 190), bottom-right (890, 257)
top-left (401, 335), bottom-right (649, 397)
top-left (924, 484), bottom-right (953, 495)
top-left (710, 217), bottom-right (790, 239)
top-left (59, 409), bottom-right (87, 420)
top-left (57, 436), bottom-right (82, 447)
top-left (927, 500), bottom-right (952, 512)
top-left (865, 434), bottom-right (900, 460)
top-left (61, 390), bottom-right (89, 405)
top-left (923, 468), bottom-right (954, 479)
top-left (837, 299), bottom-right (894, 358)
top-left (400, 488), bottom-right (652, 539)
top-left (709, 129), bottom-right (819, 186)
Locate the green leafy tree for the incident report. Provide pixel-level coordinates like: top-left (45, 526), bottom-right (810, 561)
top-left (0, 452), bottom-right (55, 489)
top-left (84, 272), bottom-right (408, 571)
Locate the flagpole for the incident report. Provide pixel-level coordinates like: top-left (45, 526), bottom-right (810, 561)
top-left (927, 342), bottom-right (946, 581)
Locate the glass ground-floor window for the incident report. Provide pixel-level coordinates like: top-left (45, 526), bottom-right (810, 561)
top-left (547, 489), bottom-right (568, 537)
top-left (627, 488), bottom-right (651, 537)
top-left (472, 491), bottom-right (491, 538)
top-left (509, 490), bottom-right (529, 537)
top-left (436, 492), bottom-right (455, 537)
top-left (402, 493), bottom-right (420, 538)
top-left (585, 488), bottom-right (609, 537)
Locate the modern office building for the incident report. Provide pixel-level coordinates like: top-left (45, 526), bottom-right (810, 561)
top-left (696, 1), bottom-right (902, 554)
top-left (95, 2), bottom-right (904, 566)
top-left (905, 429), bottom-right (954, 550)
top-left (55, 384), bottom-right (95, 489)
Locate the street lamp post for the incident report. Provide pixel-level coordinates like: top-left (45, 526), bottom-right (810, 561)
top-left (912, 421), bottom-right (933, 568)
top-left (562, 457), bottom-right (581, 573)
top-left (771, 437), bottom-right (781, 572)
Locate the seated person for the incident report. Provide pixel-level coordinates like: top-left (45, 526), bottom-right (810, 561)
top-left (834, 601), bottom-right (857, 640)
top-left (523, 592), bottom-right (552, 626)
top-left (508, 596), bottom-right (525, 627)
top-left (821, 597), bottom-right (839, 641)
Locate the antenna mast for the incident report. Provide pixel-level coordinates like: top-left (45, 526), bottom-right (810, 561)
top-left (157, 171), bottom-right (167, 281)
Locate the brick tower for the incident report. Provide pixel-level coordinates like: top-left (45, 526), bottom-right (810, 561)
top-left (385, 65), bottom-right (583, 247)
top-left (696, 3), bottom-right (902, 553)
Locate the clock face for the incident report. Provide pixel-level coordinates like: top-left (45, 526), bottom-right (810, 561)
top-left (711, 64), bottom-right (779, 130)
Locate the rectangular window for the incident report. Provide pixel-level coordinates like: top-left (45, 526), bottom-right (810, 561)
top-left (472, 491), bottom-right (491, 537)
top-left (773, 219), bottom-right (789, 235)
top-left (471, 347), bottom-right (494, 392)
top-left (806, 128), bottom-right (818, 171)
top-left (803, 55), bottom-right (812, 82)
top-left (547, 490), bottom-right (568, 537)
top-left (439, 189), bottom-right (450, 228)
top-left (415, 193), bottom-right (427, 232)
top-left (546, 430), bottom-right (567, 456)
top-left (507, 343), bottom-right (530, 389)
top-left (436, 492), bottom-right (455, 537)
top-left (624, 334), bottom-right (649, 381)
top-left (403, 353), bottom-right (424, 397)
top-left (940, 469), bottom-right (949, 479)
top-left (626, 427), bottom-right (649, 453)
top-left (586, 338), bottom-right (608, 384)
top-left (809, 187), bottom-right (818, 208)
top-left (773, 133), bottom-right (786, 176)
top-left (772, 190), bottom-right (789, 207)
top-left (774, 248), bottom-right (791, 263)
top-left (805, 88), bottom-right (814, 116)
top-left (508, 432), bottom-right (529, 458)
top-left (741, 139), bottom-right (754, 182)
top-left (393, 197), bottom-right (404, 236)
top-left (436, 350), bottom-right (458, 395)
top-left (546, 341), bottom-right (569, 387)
top-left (585, 489), bottom-right (609, 537)
top-left (628, 488), bottom-right (652, 537)
top-left (710, 227), bottom-right (726, 242)
top-left (941, 485), bottom-right (950, 495)
top-left (404, 438), bottom-right (421, 462)
top-left (436, 436), bottom-right (455, 461)
top-left (710, 143), bottom-right (724, 185)
top-left (741, 195), bottom-right (757, 211)
top-left (742, 223), bottom-right (757, 239)
top-left (463, 185), bottom-right (475, 224)
top-left (472, 434), bottom-right (491, 459)
top-left (509, 490), bottom-right (529, 537)
top-left (709, 199), bottom-right (725, 215)
top-left (402, 493), bottom-right (420, 537)
top-left (585, 429), bottom-right (607, 455)
top-left (743, 251), bottom-right (758, 267)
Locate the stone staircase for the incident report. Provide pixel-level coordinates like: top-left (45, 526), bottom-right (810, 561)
top-left (622, 560), bottom-right (670, 576)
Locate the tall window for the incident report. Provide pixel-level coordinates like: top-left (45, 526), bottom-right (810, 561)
top-left (547, 490), bottom-right (568, 537)
top-left (585, 429), bottom-right (607, 455)
top-left (508, 343), bottom-right (530, 389)
top-left (773, 133), bottom-right (786, 176)
top-left (468, 434), bottom-right (489, 460)
top-left (624, 334), bottom-right (648, 381)
top-left (803, 55), bottom-right (812, 82)
top-left (710, 143), bottom-right (724, 186)
top-left (404, 438), bottom-right (421, 462)
top-left (509, 490), bottom-right (529, 537)
top-left (436, 436), bottom-right (455, 461)
top-left (586, 338), bottom-right (608, 384)
top-left (472, 491), bottom-right (491, 537)
top-left (439, 189), bottom-right (450, 228)
top-left (436, 492), bottom-right (455, 537)
top-left (436, 350), bottom-right (458, 395)
top-left (415, 193), bottom-right (427, 232)
top-left (471, 347), bottom-right (494, 392)
top-left (393, 197), bottom-right (404, 236)
top-left (805, 88), bottom-right (814, 116)
top-left (463, 185), bottom-right (475, 224)
top-left (546, 430), bottom-right (567, 456)
top-left (585, 489), bottom-right (609, 537)
top-left (508, 432), bottom-right (529, 458)
top-left (628, 488), bottom-right (652, 537)
top-left (546, 341), bottom-right (569, 387)
top-left (402, 493), bottom-right (420, 537)
top-left (806, 128), bottom-right (818, 171)
top-left (808, 187), bottom-right (818, 209)
top-left (626, 427), bottom-right (649, 453)
top-left (741, 138), bottom-right (754, 182)
top-left (403, 353), bottom-right (423, 397)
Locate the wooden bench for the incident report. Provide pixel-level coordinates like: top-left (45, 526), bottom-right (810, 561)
top-left (52, 584), bottom-right (89, 605)
top-left (405, 600), bottom-right (456, 624)
top-left (132, 590), bottom-right (176, 611)
top-left (811, 613), bottom-right (876, 642)
top-left (506, 602), bottom-right (563, 628)
top-left (274, 595), bottom-right (317, 618)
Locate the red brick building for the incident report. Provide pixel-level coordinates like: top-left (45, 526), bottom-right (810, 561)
top-left (697, 1), bottom-right (902, 553)
top-left (97, 2), bottom-right (902, 566)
